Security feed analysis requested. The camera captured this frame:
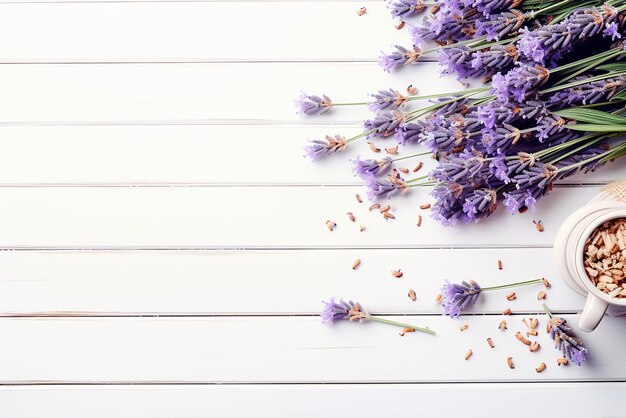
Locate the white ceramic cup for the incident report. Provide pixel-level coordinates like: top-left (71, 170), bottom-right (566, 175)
top-left (554, 201), bottom-right (626, 332)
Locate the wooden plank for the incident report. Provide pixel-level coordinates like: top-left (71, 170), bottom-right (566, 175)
top-left (0, 125), bottom-right (624, 185)
top-left (0, 2), bottom-right (403, 62)
top-left (0, 185), bottom-right (603, 248)
top-left (0, 63), bottom-right (458, 124)
top-left (0, 315), bottom-right (622, 382)
top-left (0, 248), bottom-right (584, 315)
top-left (0, 383), bottom-right (623, 418)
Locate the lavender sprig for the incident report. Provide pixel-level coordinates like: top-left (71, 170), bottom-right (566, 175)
top-left (322, 297), bottom-right (436, 335)
top-left (543, 304), bottom-right (587, 365)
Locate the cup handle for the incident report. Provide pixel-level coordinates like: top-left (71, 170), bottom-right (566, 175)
top-left (578, 293), bottom-right (609, 332)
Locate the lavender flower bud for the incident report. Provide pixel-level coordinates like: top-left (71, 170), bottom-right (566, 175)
top-left (474, 0), bottom-right (522, 17)
top-left (321, 297), bottom-right (369, 323)
top-left (411, 12), bottom-right (478, 46)
top-left (352, 156), bottom-right (393, 179)
top-left (511, 160), bottom-right (557, 190)
top-left (603, 21), bottom-right (622, 41)
top-left (431, 183), bottom-right (473, 225)
top-left (535, 114), bottom-right (578, 144)
top-left (547, 74), bottom-right (626, 107)
top-left (365, 170), bottom-right (408, 200)
top-left (396, 120), bottom-right (427, 144)
top-left (482, 124), bottom-right (521, 154)
top-left (303, 135), bottom-right (347, 160)
top-left (491, 62), bottom-right (549, 103)
top-left (296, 91), bottom-right (333, 116)
top-left (364, 112), bottom-right (405, 138)
top-left (463, 188), bottom-right (498, 221)
top-left (438, 45), bottom-right (475, 80)
top-left (547, 316), bottom-right (587, 365)
top-left (441, 280), bottom-right (482, 317)
top-left (470, 44), bottom-right (518, 77)
top-left (368, 88), bottom-right (408, 112)
top-left (388, 0), bottom-right (426, 19)
top-left (475, 10), bottom-right (525, 41)
top-left (379, 45), bottom-right (422, 72)
top-left (431, 154), bottom-right (490, 185)
top-left (502, 188), bottom-right (539, 213)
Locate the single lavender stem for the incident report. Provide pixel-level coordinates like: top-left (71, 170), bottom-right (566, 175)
top-left (408, 181), bottom-right (438, 188)
top-left (540, 70), bottom-right (626, 95)
top-left (393, 151), bottom-right (431, 162)
top-left (406, 174), bottom-right (430, 183)
top-left (369, 316), bottom-right (436, 335)
top-left (542, 303), bottom-right (554, 318)
top-left (421, 37), bottom-right (489, 55)
top-left (347, 129), bottom-right (376, 144)
top-left (527, 0), bottom-right (579, 17)
top-left (407, 87), bottom-right (490, 102)
top-left (554, 140), bottom-right (626, 173)
top-left (481, 278), bottom-right (543, 291)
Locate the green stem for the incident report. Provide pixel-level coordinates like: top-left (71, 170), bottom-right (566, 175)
top-left (541, 303), bottom-right (553, 318)
top-left (393, 151), bottom-right (431, 162)
top-left (481, 278), bottom-right (543, 292)
top-left (540, 70), bottom-right (626, 95)
top-left (406, 174), bottom-right (430, 184)
top-left (369, 316), bottom-right (436, 335)
top-left (347, 129), bottom-right (375, 144)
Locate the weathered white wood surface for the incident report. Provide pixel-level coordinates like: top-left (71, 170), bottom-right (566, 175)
top-left (0, 0), bottom-right (624, 416)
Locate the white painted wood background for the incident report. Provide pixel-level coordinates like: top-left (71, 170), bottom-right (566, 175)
top-left (0, 1), bottom-right (625, 417)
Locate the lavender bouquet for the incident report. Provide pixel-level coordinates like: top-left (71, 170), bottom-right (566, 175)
top-left (299, 0), bottom-right (626, 226)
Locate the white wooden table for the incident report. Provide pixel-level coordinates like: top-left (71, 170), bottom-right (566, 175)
top-left (0, 1), bottom-right (625, 416)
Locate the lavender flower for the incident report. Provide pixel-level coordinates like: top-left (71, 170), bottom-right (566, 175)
top-left (364, 112), bottom-right (405, 138)
top-left (431, 183), bottom-right (473, 225)
top-left (470, 44), bottom-right (518, 78)
top-left (441, 280), bottom-right (481, 317)
top-left (463, 188), bottom-right (498, 220)
top-left (321, 297), bottom-right (369, 323)
top-left (475, 10), bottom-right (525, 41)
top-left (547, 75), bottom-right (626, 107)
top-left (365, 170), bottom-right (408, 200)
top-left (555, 144), bottom-right (608, 177)
top-left (352, 156), bottom-right (393, 178)
top-left (547, 316), bottom-right (587, 365)
top-left (411, 12), bottom-right (477, 46)
top-left (474, 0), bottom-right (521, 17)
top-left (296, 91), bottom-right (333, 115)
top-left (481, 124), bottom-right (521, 155)
top-left (502, 188), bottom-right (540, 213)
top-left (603, 22), bottom-right (622, 41)
top-left (439, 45), bottom-right (474, 80)
top-left (303, 135), bottom-right (347, 160)
top-left (491, 63), bottom-right (549, 103)
top-left (396, 120), bottom-right (427, 144)
top-left (368, 89), bottom-right (408, 112)
top-left (379, 45), bottom-right (422, 71)
top-left (535, 114), bottom-right (578, 144)
top-left (388, 0), bottom-right (426, 19)
top-left (430, 154), bottom-right (490, 185)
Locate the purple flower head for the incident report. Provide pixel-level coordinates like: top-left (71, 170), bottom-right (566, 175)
top-left (303, 135), bottom-right (347, 160)
top-left (430, 154), bottom-right (489, 185)
top-left (547, 316), bottom-right (587, 365)
top-left (379, 45), bottom-right (422, 72)
top-left (477, 99), bottom-right (543, 130)
top-left (547, 74), bottom-right (626, 108)
top-left (463, 188), bottom-right (498, 221)
top-left (441, 280), bottom-right (481, 317)
top-left (489, 153), bottom-right (509, 183)
top-left (365, 170), bottom-right (408, 200)
top-left (511, 161), bottom-right (558, 190)
top-left (321, 297), bottom-right (370, 324)
top-left (431, 97), bottom-right (471, 118)
top-left (517, 27), bottom-right (546, 64)
top-left (396, 120), bottom-right (427, 145)
top-left (556, 144), bottom-right (608, 177)
top-left (411, 12), bottom-right (477, 46)
top-left (474, 0), bottom-right (521, 16)
top-left (502, 188), bottom-right (539, 213)
top-left (438, 45), bottom-right (474, 80)
top-left (470, 44), bottom-right (518, 77)
top-left (364, 112), bottom-right (405, 138)
top-left (603, 21), bottom-right (621, 40)
top-left (296, 91), bottom-right (333, 116)
top-left (475, 10), bottom-right (525, 41)
top-left (535, 114), bottom-right (578, 144)
top-left (352, 156), bottom-right (393, 179)
top-left (491, 63), bottom-right (549, 103)
top-left (431, 183), bottom-right (474, 225)
top-left (482, 123), bottom-right (521, 155)
top-left (368, 89), bottom-right (408, 112)
top-left (388, 0), bottom-right (426, 19)
top-left (419, 114), bottom-right (473, 152)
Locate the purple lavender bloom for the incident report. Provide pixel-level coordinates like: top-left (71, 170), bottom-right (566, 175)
top-left (475, 10), bottom-right (525, 41)
top-left (388, 0), bottom-right (426, 19)
top-left (491, 63), bottom-right (549, 103)
top-left (439, 45), bottom-right (474, 80)
top-left (603, 22), bottom-right (621, 40)
top-left (430, 154), bottom-right (489, 185)
top-left (321, 297), bottom-right (369, 324)
top-left (396, 120), bottom-right (427, 144)
top-left (463, 188), bottom-right (498, 220)
top-left (431, 97), bottom-right (471, 118)
top-left (368, 89), bottom-right (408, 112)
top-left (379, 45), bottom-right (422, 72)
top-left (482, 124), bottom-right (521, 154)
top-left (489, 153), bottom-right (509, 183)
top-left (364, 112), bottom-right (405, 138)
top-left (547, 75), bottom-right (626, 107)
top-left (352, 156), bottom-right (393, 179)
top-left (535, 114), bottom-right (578, 144)
top-left (303, 135), bottom-right (347, 160)
top-left (364, 172), bottom-right (408, 200)
top-left (511, 161), bottom-right (557, 190)
top-left (296, 91), bottom-right (333, 116)
top-left (556, 145), bottom-right (607, 177)
top-left (474, 0), bottom-right (519, 16)
top-left (502, 188), bottom-right (539, 213)
top-left (431, 183), bottom-right (473, 225)
top-left (470, 44), bottom-right (518, 78)
top-left (547, 316), bottom-right (587, 365)
top-left (411, 12), bottom-right (477, 46)
top-left (441, 280), bottom-right (481, 317)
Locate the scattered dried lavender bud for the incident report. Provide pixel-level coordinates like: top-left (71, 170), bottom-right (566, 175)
top-left (506, 292), bottom-right (517, 301)
top-left (352, 259), bottom-right (361, 270)
top-left (385, 146), bottom-right (399, 155)
top-left (396, 21), bottom-right (406, 30)
top-left (542, 278), bottom-right (551, 288)
top-left (359, 224), bottom-right (366, 232)
top-left (383, 212), bottom-right (396, 220)
top-left (530, 318), bottom-right (538, 329)
top-left (515, 332), bottom-right (531, 345)
top-left (435, 293), bottom-right (443, 304)
top-left (535, 363), bottom-right (546, 373)
top-left (487, 338), bottom-right (495, 348)
top-left (465, 349), bottom-right (473, 360)
top-left (326, 220), bottom-right (336, 231)
top-left (399, 327), bottom-right (415, 336)
top-left (412, 162), bottom-right (423, 172)
top-left (557, 358), bottom-right (569, 366)
top-left (392, 269), bottom-right (403, 278)
top-left (529, 342), bottom-right (540, 352)
top-left (357, 7), bottom-right (367, 15)
top-left (537, 291), bottom-right (547, 300)
top-left (503, 308), bottom-right (512, 315)
top-left (527, 330), bottom-right (538, 337)
top-left (499, 320), bottom-right (507, 331)
top-left (407, 84), bottom-right (417, 94)
top-left (367, 141), bottom-right (381, 153)
top-left (379, 205), bottom-right (391, 213)
top-left (416, 215), bottom-right (422, 227)
top-left (408, 289), bottom-right (417, 301)
top-left (533, 220), bottom-right (544, 232)
top-left (369, 204), bottom-right (381, 211)
top-left (420, 203), bottom-right (431, 210)
top-left (356, 194), bottom-right (363, 204)
top-left (347, 212), bottom-right (356, 222)
top-left (460, 323), bottom-right (469, 332)
top-left (497, 260), bottom-right (503, 270)
top-left (507, 357), bottom-right (515, 369)
top-left (399, 167), bottom-right (409, 174)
